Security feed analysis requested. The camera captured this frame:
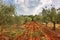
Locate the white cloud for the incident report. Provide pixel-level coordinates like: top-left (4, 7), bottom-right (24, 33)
top-left (41, 0), bottom-right (52, 5)
top-left (32, 4), bottom-right (43, 15)
top-left (15, 0), bottom-right (24, 4)
top-left (32, 0), bottom-right (52, 15)
top-left (14, 0), bottom-right (52, 15)
top-left (52, 0), bottom-right (60, 8)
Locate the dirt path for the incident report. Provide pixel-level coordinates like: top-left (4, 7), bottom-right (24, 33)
top-left (0, 21), bottom-right (60, 40)
top-left (41, 26), bottom-right (60, 40)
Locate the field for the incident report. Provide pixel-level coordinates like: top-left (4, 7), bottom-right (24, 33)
top-left (0, 0), bottom-right (60, 40)
top-left (0, 21), bottom-right (60, 40)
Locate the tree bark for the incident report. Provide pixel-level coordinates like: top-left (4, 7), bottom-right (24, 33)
top-left (52, 21), bottom-right (56, 30)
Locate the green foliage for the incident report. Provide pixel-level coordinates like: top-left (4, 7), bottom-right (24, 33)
top-left (41, 7), bottom-right (60, 23)
top-left (42, 9), bottom-right (48, 23)
top-left (48, 7), bottom-right (56, 22)
top-left (56, 13), bottom-right (60, 23)
top-left (41, 7), bottom-right (60, 30)
top-left (34, 15), bottom-right (41, 22)
top-left (0, 3), bottom-right (15, 25)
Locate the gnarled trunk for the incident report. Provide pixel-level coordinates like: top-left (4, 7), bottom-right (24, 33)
top-left (52, 21), bottom-right (56, 30)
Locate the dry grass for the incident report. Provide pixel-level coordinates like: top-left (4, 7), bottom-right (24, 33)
top-left (47, 22), bottom-right (60, 28)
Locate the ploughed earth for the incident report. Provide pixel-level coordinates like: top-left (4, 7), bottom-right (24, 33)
top-left (0, 21), bottom-right (60, 40)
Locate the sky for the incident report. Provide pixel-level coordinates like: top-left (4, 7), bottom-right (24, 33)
top-left (1, 0), bottom-right (60, 15)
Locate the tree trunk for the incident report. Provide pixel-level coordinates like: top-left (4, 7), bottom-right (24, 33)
top-left (46, 22), bottom-right (47, 27)
top-left (52, 21), bottom-right (56, 30)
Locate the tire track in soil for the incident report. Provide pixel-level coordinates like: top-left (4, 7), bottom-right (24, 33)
top-left (0, 21), bottom-right (60, 40)
top-left (41, 26), bottom-right (60, 40)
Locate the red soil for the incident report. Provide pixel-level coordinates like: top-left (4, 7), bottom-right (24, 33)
top-left (0, 21), bottom-right (60, 40)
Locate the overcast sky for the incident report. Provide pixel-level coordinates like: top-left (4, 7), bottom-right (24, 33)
top-left (2, 0), bottom-right (60, 15)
